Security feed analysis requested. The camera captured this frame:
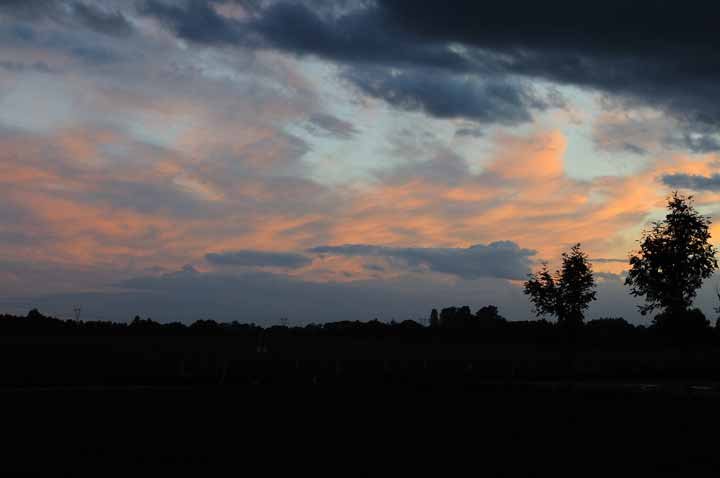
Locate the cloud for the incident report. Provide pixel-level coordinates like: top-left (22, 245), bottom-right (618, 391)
top-left (70, 44), bottom-right (124, 65)
top-left (247, 1), bottom-right (477, 72)
top-left (139, 1), bottom-right (558, 124)
top-left (138, 1), bottom-right (467, 70)
top-left (77, 178), bottom-right (224, 218)
top-left (0, 0), bottom-right (133, 37)
top-left (205, 250), bottom-right (312, 269)
top-left (344, 67), bottom-right (543, 125)
top-left (372, 0), bottom-right (720, 134)
top-left (593, 110), bottom-right (720, 156)
top-left (0, 60), bottom-right (57, 74)
top-left (72, 3), bottom-right (133, 37)
top-left (661, 173), bottom-right (720, 191)
top-left (13, 266), bottom-right (536, 324)
top-left (306, 113), bottom-right (357, 139)
top-left (591, 258), bottom-right (628, 264)
top-left (676, 133), bottom-right (720, 154)
top-left (308, 241), bottom-right (537, 280)
top-left (134, 0), bottom-right (720, 140)
top-left (139, 0), bottom-right (548, 125)
top-left (140, 0), bottom-right (250, 45)
top-left (454, 126), bottom-right (484, 138)
top-left (0, 0), bottom-right (59, 18)
top-left (595, 272), bottom-right (624, 281)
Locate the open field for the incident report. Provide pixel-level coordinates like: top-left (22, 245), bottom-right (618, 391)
top-left (3, 335), bottom-right (720, 387)
top-left (3, 334), bottom-right (720, 475)
top-left (3, 384), bottom-right (720, 475)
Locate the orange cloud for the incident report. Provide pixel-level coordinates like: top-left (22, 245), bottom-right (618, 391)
top-left (317, 129), bottom-right (720, 278)
top-left (2, 119), bottom-right (718, 292)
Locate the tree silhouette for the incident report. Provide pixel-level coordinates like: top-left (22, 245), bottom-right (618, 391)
top-left (429, 308), bottom-right (439, 328)
top-left (475, 305), bottom-right (504, 322)
top-left (524, 244), bottom-right (597, 327)
top-left (715, 285), bottom-right (720, 328)
top-left (439, 306), bottom-right (473, 328)
top-left (625, 192), bottom-right (717, 324)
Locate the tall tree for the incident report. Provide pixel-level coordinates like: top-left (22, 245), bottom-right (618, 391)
top-left (625, 192), bottom-right (718, 321)
top-left (524, 244), bottom-right (597, 326)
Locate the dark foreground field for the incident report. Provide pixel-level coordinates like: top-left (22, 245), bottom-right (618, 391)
top-left (2, 335), bottom-right (720, 476)
top-left (4, 384), bottom-right (720, 476)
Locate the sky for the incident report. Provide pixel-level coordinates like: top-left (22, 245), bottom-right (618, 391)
top-left (2, 0), bottom-right (720, 324)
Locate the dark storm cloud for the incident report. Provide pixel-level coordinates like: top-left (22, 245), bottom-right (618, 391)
top-left (374, 0), bottom-right (720, 130)
top-left (138, 0), bottom-right (720, 133)
top-left (140, 0), bottom-right (250, 45)
top-left (309, 241), bottom-right (536, 280)
top-left (661, 173), bottom-right (720, 192)
top-left (375, 0), bottom-right (717, 52)
top-left (138, 0), bottom-right (548, 124)
top-left (205, 250), bottom-right (312, 268)
top-left (245, 1), bottom-right (471, 70)
top-left (344, 67), bottom-right (542, 125)
top-left (139, 0), bottom-right (471, 69)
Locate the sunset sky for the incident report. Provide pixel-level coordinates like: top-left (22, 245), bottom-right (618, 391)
top-left (2, 0), bottom-right (720, 323)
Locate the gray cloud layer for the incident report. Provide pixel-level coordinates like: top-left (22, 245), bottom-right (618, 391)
top-left (343, 68), bottom-right (543, 125)
top-left (11, 264), bottom-right (701, 325)
top-left (662, 173), bottom-right (720, 192)
top-left (309, 241), bottom-right (536, 280)
top-left (72, 3), bottom-right (133, 37)
top-left (1, 0), bottom-right (134, 36)
top-left (206, 250), bottom-right (312, 268)
top-left (7, 266), bottom-right (535, 323)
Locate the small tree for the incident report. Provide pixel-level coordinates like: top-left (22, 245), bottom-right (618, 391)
top-left (524, 244), bottom-right (597, 326)
top-left (625, 192), bottom-right (717, 323)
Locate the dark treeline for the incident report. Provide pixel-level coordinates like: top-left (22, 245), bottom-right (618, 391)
top-left (4, 306), bottom-right (720, 387)
top-left (2, 305), bottom-right (718, 346)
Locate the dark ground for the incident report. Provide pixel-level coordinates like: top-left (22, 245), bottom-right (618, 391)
top-left (4, 382), bottom-right (720, 476)
top-left (2, 333), bottom-right (720, 475)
